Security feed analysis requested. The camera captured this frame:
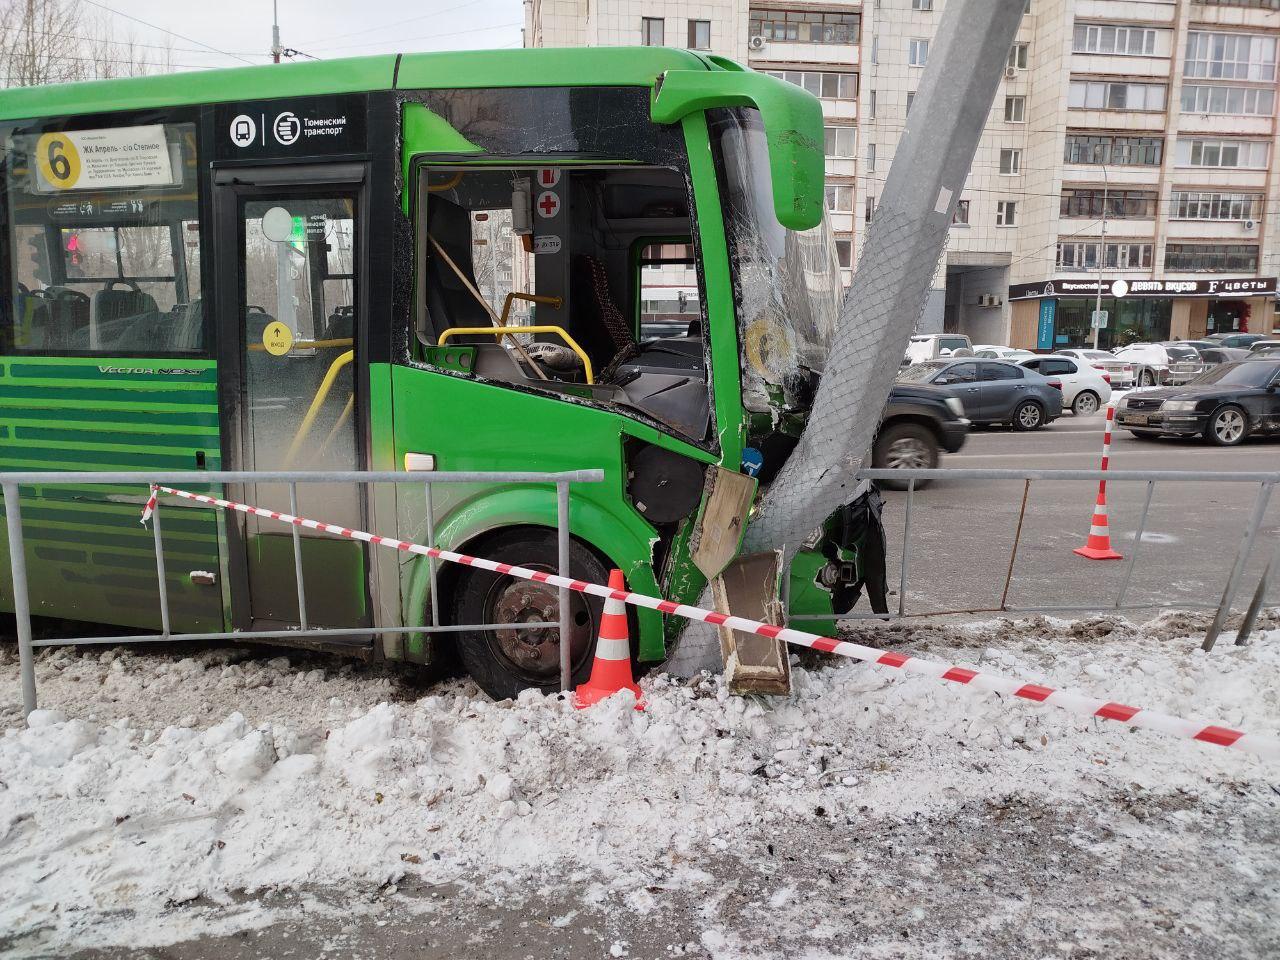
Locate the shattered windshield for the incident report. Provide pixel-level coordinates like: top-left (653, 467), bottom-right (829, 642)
top-left (710, 108), bottom-right (841, 413)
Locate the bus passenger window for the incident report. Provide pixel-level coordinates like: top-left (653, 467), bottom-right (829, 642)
top-left (415, 166), bottom-right (711, 442)
top-left (4, 121), bottom-right (204, 354)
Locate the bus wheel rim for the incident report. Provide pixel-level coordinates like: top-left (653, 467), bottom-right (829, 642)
top-left (487, 572), bottom-right (592, 681)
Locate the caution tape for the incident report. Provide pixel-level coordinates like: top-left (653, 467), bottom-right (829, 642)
top-left (142, 485), bottom-right (1280, 761)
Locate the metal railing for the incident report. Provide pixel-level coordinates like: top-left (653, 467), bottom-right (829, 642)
top-left (2, 469), bottom-right (604, 717)
top-left (789, 467), bottom-right (1280, 653)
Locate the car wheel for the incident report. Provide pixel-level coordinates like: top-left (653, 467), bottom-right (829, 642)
top-left (1012, 400), bottom-right (1044, 431)
top-left (1138, 370), bottom-right (1156, 387)
top-left (450, 530), bottom-right (611, 701)
top-left (1205, 405), bottom-right (1248, 447)
top-left (1072, 390), bottom-right (1100, 416)
top-left (873, 421), bottom-right (938, 490)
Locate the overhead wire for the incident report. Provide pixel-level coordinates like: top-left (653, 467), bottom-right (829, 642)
top-left (79, 0), bottom-right (256, 65)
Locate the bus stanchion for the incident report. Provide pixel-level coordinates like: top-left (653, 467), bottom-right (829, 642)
top-left (289, 482), bottom-right (308, 630)
top-left (557, 480), bottom-right (571, 693)
top-left (424, 482), bottom-right (440, 630)
top-left (148, 485), bottom-right (172, 639)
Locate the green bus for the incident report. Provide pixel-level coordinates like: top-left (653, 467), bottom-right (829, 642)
top-left (0, 48), bottom-right (847, 699)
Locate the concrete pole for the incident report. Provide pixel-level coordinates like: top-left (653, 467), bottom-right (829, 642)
top-left (667, 0), bottom-right (1028, 676)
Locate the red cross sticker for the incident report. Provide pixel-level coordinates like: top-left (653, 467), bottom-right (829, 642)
top-left (536, 190), bottom-right (560, 219)
top-left (537, 168), bottom-right (561, 188)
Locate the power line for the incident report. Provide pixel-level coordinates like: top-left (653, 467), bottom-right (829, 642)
top-left (6, 26), bottom-right (266, 57)
top-left (80, 0), bottom-right (256, 66)
top-left (297, 0), bottom-right (489, 48)
top-left (306, 21), bottom-right (524, 54)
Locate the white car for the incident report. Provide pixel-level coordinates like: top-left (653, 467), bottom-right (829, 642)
top-left (1019, 354), bottom-right (1112, 416)
top-left (973, 345), bottom-right (1036, 361)
top-left (1112, 343), bottom-right (1203, 387)
top-left (1057, 348), bottom-right (1136, 389)
top-left (904, 333), bottom-right (973, 365)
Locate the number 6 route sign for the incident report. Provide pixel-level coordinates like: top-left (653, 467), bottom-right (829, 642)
top-left (33, 125), bottom-right (173, 193)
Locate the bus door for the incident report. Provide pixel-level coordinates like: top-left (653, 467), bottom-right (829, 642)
top-left (213, 166), bottom-right (370, 632)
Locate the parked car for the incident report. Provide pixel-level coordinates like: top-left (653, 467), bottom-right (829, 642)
top-left (1196, 346), bottom-right (1251, 368)
top-left (1018, 354), bottom-right (1112, 415)
top-left (903, 333), bottom-right (972, 366)
top-left (1114, 357), bottom-right (1280, 446)
top-left (897, 358), bottom-right (1062, 430)
top-left (1247, 340), bottom-right (1280, 355)
top-left (1057, 348), bottom-right (1136, 388)
top-left (871, 383), bottom-right (971, 488)
top-left (1112, 342), bottom-right (1202, 386)
top-left (1206, 332), bottom-right (1270, 349)
top-left (972, 345), bottom-right (1036, 361)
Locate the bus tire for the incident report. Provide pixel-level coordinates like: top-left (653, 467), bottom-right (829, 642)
top-left (449, 529), bottom-right (609, 701)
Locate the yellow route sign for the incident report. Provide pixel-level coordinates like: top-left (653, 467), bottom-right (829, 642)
top-left (262, 321), bottom-right (294, 356)
top-left (36, 133), bottom-right (82, 190)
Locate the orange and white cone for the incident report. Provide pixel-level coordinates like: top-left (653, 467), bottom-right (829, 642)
top-left (1074, 484), bottom-right (1122, 561)
top-left (574, 569), bottom-right (644, 710)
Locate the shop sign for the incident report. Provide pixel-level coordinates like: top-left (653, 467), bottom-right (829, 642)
top-left (1010, 277), bottom-right (1277, 300)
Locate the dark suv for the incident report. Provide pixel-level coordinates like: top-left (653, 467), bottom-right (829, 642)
top-left (872, 383), bottom-right (970, 488)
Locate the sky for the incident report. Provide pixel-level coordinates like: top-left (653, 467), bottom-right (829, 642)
top-left (83, 0), bottom-right (526, 73)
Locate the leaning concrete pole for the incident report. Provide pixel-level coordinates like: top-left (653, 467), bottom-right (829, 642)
top-left (667, 0), bottom-right (1027, 676)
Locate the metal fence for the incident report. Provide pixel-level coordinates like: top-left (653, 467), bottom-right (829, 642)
top-left (4, 466), bottom-right (1278, 721)
top-left (787, 467), bottom-right (1280, 654)
top-left (2, 469), bottom-right (604, 717)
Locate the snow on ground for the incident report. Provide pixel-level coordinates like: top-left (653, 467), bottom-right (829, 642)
top-left (0, 614), bottom-right (1278, 957)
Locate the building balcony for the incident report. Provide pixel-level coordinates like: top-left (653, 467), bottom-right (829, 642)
top-left (1188, 1), bottom-right (1280, 30)
top-left (1165, 218), bottom-right (1263, 241)
top-left (1070, 54), bottom-right (1173, 78)
top-left (1075, 0), bottom-right (1176, 24)
top-left (1067, 109), bottom-right (1167, 132)
top-left (1176, 113), bottom-right (1273, 137)
top-left (749, 40), bottom-right (859, 67)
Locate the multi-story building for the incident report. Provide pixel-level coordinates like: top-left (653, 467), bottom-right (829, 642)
top-left (525, 0), bottom-right (1280, 348)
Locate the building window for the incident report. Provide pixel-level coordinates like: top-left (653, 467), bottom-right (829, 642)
top-left (913, 0), bottom-right (933, 9)
top-left (1181, 84), bottom-right (1275, 117)
top-left (999, 148), bottom-right (1022, 174)
top-left (1184, 31), bottom-right (1277, 83)
top-left (1056, 241), bottom-right (1153, 271)
top-left (1007, 42), bottom-right (1029, 69)
top-left (824, 125), bottom-right (856, 159)
top-left (835, 238), bottom-right (853, 268)
top-left (688, 19), bottom-right (711, 49)
top-left (1004, 95), bottom-right (1025, 121)
top-left (952, 199), bottom-right (970, 225)
top-left (1169, 191), bottom-right (1262, 221)
top-left (641, 17), bottom-right (664, 46)
top-left (866, 142), bottom-right (876, 171)
top-left (1164, 243), bottom-right (1259, 272)
top-left (1072, 23), bottom-right (1161, 56)
top-left (908, 38), bottom-right (929, 66)
top-left (996, 201), bottom-right (1017, 226)
top-left (1176, 138), bottom-right (1269, 169)
top-left (1060, 189), bottom-right (1157, 219)
top-left (825, 183), bottom-right (854, 212)
top-left (1068, 81), bottom-right (1166, 111)
top-left (905, 91), bottom-right (916, 113)
top-left (865, 196), bottom-right (875, 223)
top-left (868, 89), bottom-right (876, 118)
top-left (763, 69), bottom-right (857, 99)
top-left (749, 9), bottom-right (861, 45)
top-left (1063, 134), bottom-right (1163, 166)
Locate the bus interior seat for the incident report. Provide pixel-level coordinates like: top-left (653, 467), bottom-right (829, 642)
top-left (424, 197), bottom-right (490, 337)
top-left (323, 305), bottom-right (354, 342)
top-left (573, 254), bottom-right (635, 372)
top-left (165, 298), bottom-right (204, 351)
top-left (93, 281), bottom-right (158, 326)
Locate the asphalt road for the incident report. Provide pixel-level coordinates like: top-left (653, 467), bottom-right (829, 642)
top-left (874, 407), bottom-right (1280, 620)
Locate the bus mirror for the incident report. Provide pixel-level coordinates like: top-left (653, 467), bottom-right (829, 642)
top-left (651, 69), bottom-right (824, 232)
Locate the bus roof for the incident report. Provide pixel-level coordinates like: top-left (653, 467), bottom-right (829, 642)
top-left (0, 47), bottom-right (726, 122)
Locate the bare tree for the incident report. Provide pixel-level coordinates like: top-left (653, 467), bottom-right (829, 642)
top-left (0, 0), bottom-right (173, 87)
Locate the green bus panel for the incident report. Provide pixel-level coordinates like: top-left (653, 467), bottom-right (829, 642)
top-left (0, 357), bottom-right (224, 632)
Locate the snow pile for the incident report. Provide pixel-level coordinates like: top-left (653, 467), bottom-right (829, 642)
top-left (0, 619), bottom-right (1277, 952)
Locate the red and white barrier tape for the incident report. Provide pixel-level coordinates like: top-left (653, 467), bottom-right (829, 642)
top-left (141, 485), bottom-right (1280, 761)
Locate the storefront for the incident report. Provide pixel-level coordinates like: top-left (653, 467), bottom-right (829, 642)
top-left (1008, 277), bottom-right (1278, 351)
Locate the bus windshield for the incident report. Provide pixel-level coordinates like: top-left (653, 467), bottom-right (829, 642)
top-left (710, 108), bottom-right (840, 413)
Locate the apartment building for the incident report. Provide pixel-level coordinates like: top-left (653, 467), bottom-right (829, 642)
top-left (525, 0), bottom-right (1280, 348)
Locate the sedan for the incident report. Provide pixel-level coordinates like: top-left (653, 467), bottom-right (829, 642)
top-left (1019, 354), bottom-right (1112, 416)
top-left (1058, 348), bottom-right (1135, 388)
top-left (1207, 332), bottom-right (1270, 349)
top-left (897, 359), bottom-right (1062, 430)
top-left (1114, 358), bottom-right (1280, 446)
top-left (972, 345), bottom-right (1036, 361)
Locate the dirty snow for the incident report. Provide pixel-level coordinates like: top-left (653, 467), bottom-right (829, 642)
top-left (0, 614), bottom-right (1278, 957)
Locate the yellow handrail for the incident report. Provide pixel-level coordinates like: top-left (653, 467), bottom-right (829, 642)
top-left (500, 291), bottom-right (563, 325)
top-left (283, 349), bottom-right (354, 467)
top-left (438, 325), bottom-right (594, 384)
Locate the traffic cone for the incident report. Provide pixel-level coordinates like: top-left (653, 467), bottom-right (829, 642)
top-left (574, 569), bottom-right (644, 710)
top-left (1073, 485), bottom-right (1123, 561)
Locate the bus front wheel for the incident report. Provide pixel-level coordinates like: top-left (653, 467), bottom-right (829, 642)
top-left (449, 530), bottom-right (607, 701)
